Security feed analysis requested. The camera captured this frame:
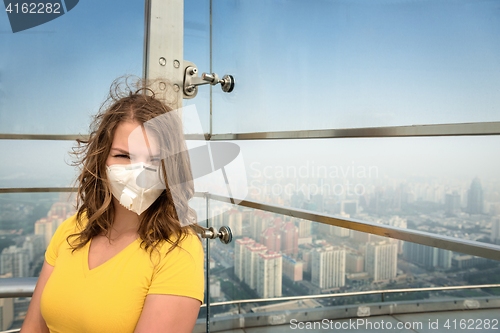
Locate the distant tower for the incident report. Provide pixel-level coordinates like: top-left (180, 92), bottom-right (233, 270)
top-left (445, 191), bottom-right (461, 216)
top-left (244, 243), bottom-right (267, 289)
top-left (224, 209), bottom-right (243, 235)
top-left (281, 221), bottom-right (299, 255)
top-left (291, 191), bottom-right (305, 209)
top-left (34, 218), bottom-right (53, 249)
top-left (256, 251), bottom-right (282, 298)
top-left (261, 226), bottom-right (281, 252)
top-left (0, 246), bottom-right (29, 277)
top-left (403, 242), bottom-right (451, 269)
top-left (492, 217), bottom-right (500, 245)
top-left (234, 237), bottom-right (255, 282)
top-left (467, 178), bottom-right (484, 214)
top-left (250, 211), bottom-right (272, 240)
top-left (311, 245), bottom-right (346, 289)
top-left (365, 241), bottom-right (398, 282)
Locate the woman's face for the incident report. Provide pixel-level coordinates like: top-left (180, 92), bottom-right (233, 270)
top-left (106, 120), bottom-right (160, 167)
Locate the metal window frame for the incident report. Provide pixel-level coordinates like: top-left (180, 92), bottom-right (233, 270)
top-left (1, 121), bottom-right (500, 141)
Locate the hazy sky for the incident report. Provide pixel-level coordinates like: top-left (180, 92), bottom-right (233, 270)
top-left (1, 0), bottom-right (499, 189)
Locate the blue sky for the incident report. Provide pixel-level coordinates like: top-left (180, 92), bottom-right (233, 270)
top-left (1, 0), bottom-right (499, 189)
top-left (211, 0), bottom-right (500, 133)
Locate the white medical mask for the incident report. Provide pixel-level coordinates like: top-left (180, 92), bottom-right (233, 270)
top-left (106, 162), bottom-right (165, 215)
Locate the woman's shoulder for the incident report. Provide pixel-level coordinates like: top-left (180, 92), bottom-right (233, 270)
top-left (57, 213), bottom-right (86, 232)
top-left (50, 213), bottom-right (87, 242)
top-left (158, 229), bottom-right (203, 257)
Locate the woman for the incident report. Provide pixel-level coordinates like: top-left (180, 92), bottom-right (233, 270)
top-left (21, 78), bottom-right (204, 333)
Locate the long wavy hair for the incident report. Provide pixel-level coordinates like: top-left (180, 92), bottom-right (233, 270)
top-left (69, 77), bottom-right (197, 253)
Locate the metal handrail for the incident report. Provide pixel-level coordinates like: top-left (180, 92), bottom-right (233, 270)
top-left (199, 283), bottom-right (500, 308)
top-left (2, 278), bottom-right (497, 304)
top-left (210, 121), bottom-right (500, 140)
top-left (0, 278), bottom-right (37, 298)
top-left (1, 121), bottom-right (500, 141)
top-left (1, 282), bottom-right (498, 333)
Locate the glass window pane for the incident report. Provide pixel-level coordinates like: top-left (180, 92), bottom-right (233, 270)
top-left (0, 1), bottom-right (144, 134)
top-left (0, 192), bottom-right (75, 276)
top-left (239, 136), bottom-right (500, 234)
top-left (206, 200), bottom-right (500, 328)
top-left (0, 140), bottom-right (77, 188)
top-left (0, 192), bottom-right (75, 329)
top-left (212, 0), bottom-right (500, 133)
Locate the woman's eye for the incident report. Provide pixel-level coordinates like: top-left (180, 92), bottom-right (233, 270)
top-left (115, 154), bottom-right (130, 159)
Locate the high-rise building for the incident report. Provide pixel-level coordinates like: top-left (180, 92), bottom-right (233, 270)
top-left (210, 205), bottom-right (225, 229)
top-left (467, 177), bottom-right (484, 214)
top-left (256, 251), bottom-right (282, 298)
top-left (332, 226), bottom-right (350, 238)
top-left (341, 200), bottom-right (358, 216)
top-left (387, 216), bottom-right (406, 254)
top-left (281, 221), bottom-right (298, 255)
top-left (244, 243), bottom-right (267, 289)
top-left (311, 245), bottom-right (346, 289)
top-left (282, 254), bottom-right (303, 282)
top-left (250, 211), bottom-right (273, 240)
top-left (234, 237), bottom-right (255, 282)
top-left (492, 217), bottom-right (500, 245)
top-left (365, 241), bottom-right (398, 282)
top-left (346, 252), bottom-right (364, 273)
top-left (291, 191), bottom-right (305, 209)
top-left (0, 298), bottom-right (14, 331)
top-left (261, 226), bottom-right (281, 252)
top-left (403, 242), bottom-right (451, 269)
top-left (22, 235), bottom-right (45, 263)
top-left (297, 218), bottom-right (311, 238)
top-left (48, 202), bottom-right (74, 219)
top-left (445, 191), bottom-right (461, 216)
top-left (0, 246), bottom-right (29, 277)
top-left (34, 218), bottom-right (53, 249)
top-left (224, 209), bottom-right (243, 235)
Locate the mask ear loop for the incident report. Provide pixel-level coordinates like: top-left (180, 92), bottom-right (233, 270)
top-left (134, 87), bottom-right (156, 99)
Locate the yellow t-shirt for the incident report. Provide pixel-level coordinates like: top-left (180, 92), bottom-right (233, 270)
top-left (40, 214), bottom-right (204, 333)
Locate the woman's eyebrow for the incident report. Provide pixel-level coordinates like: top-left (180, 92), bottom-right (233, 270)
top-left (110, 148), bottom-right (130, 154)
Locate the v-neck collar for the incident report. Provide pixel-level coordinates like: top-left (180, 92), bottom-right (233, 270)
top-left (83, 237), bottom-right (140, 276)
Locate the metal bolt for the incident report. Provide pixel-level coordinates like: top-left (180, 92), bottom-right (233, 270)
top-left (173, 60), bottom-right (180, 68)
top-left (159, 57), bottom-right (166, 66)
top-left (190, 67), bottom-right (198, 75)
top-left (159, 82), bottom-right (167, 91)
top-left (173, 84), bottom-right (180, 92)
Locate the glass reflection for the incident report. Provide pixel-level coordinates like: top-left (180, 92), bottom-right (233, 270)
top-left (204, 200), bottom-right (500, 319)
top-left (0, 0), bottom-right (144, 134)
top-left (0, 140), bottom-right (77, 188)
top-left (212, 0), bottom-right (500, 133)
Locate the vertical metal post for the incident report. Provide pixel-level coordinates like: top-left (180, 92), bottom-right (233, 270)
top-left (143, 0), bottom-right (184, 109)
top-left (205, 194), bottom-right (211, 333)
top-left (209, 0), bottom-right (213, 137)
